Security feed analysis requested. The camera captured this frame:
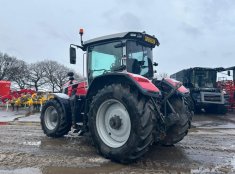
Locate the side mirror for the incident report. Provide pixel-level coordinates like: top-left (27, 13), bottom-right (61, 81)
top-left (70, 47), bottom-right (76, 64)
top-left (228, 70), bottom-right (231, 76)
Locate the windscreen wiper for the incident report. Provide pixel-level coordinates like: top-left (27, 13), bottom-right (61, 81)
top-left (92, 69), bottom-right (110, 72)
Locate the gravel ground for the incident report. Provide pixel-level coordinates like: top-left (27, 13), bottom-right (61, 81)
top-left (0, 113), bottom-right (234, 174)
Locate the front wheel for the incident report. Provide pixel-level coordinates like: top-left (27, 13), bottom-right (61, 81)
top-left (41, 99), bottom-right (72, 137)
top-left (88, 84), bottom-right (156, 163)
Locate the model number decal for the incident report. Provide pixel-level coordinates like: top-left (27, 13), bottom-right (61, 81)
top-left (144, 36), bottom-right (156, 45)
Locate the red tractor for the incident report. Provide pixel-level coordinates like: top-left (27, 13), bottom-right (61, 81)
top-left (41, 30), bottom-right (193, 163)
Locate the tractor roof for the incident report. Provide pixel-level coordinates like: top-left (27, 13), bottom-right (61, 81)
top-left (83, 31), bottom-right (160, 48)
top-left (84, 32), bottom-right (129, 46)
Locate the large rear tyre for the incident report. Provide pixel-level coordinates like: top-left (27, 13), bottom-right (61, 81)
top-left (88, 84), bottom-right (156, 163)
top-left (41, 99), bottom-right (72, 138)
top-left (160, 97), bottom-right (191, 145)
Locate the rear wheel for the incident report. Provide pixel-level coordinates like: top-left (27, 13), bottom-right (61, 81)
top-left (41, 99), bottom-right (72, 137)
top-left (88, 84), bottom-right (156, 163)
top-left (160, 97), bottom-right (191, 145)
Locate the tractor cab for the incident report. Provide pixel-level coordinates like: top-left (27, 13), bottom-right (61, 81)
top-left (188, 68), bottom-right (217, 89)
top-left (70, 30), bottom-right (159, 84)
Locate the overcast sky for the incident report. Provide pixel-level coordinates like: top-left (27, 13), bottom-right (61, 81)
top-left (0, 0), bottom-right (234, 76)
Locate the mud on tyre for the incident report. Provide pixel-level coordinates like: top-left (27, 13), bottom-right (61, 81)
top-left (41, 99), bottom-right (72, 138)
top-left (160, 97), bottom-right (192, 145)
top-left (88, 84), bottom-right (156, 163)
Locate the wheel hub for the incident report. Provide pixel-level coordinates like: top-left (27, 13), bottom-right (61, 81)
top-left (44, 106), bottom-right (59, 130)
top-left (109, 115), bottom-right (122, 130)
top-left (96, 99), bottom-right (131, 148)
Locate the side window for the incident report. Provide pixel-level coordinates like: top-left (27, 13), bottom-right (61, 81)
top-left (128, 52), bottom-right (149, 75)
top-left (88, 42), bottom-right (123, 78)
top-left (91, 51), bottom-right (116, 77)
top-left (127, 41), bottom-right (151, 76)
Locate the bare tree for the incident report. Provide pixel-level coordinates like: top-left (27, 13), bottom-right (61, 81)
top-left (0, 52), bottom-right (18, 80)
top-left (1, 51), bottom-right (82, 92)
top-left (28, 62), bottom-right (47, 91)
top-left (54, 65), bottom-right (82, 92)
top-left (54, 65), bottom-right (70, 92)
top-left (42, 60), bottom-right (60, 92)
top-left (11, 60), bottom-right (29, 89)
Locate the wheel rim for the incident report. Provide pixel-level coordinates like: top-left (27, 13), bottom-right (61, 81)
top-left (44, 106), bottom-right (59, 130)
top-left (96, 99), bottom-right (131, 148)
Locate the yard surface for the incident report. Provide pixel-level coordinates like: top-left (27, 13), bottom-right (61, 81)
top-left (0, 111), bottom-right (234, 174)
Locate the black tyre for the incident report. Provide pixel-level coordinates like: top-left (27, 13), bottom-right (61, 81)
top-left (205, 104), bottom-right (227, 115)
top-left (216, 104), bottom-right (227, 114)
top-left (41, 99), bottom-right (72, 137)
top-left (160, 97), bottom-right (191, 145)
top-left (88, 84), bottom-right (156, 163)
top-left (204, 106), bottom-right (213, 113)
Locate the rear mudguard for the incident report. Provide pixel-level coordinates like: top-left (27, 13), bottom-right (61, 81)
top-left (85, 72), bottom-right (161, 119)
top-left (86, 72), bottom-right (161, 99)
top-left (153, 78), bottom-right (189, 97)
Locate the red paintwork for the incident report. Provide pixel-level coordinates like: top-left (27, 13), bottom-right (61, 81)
top-left (164, 78), bottom-right (189, 94)
top-left (63, 80), bottom-right (79, 96)
top-left (76, 81), bottom-right (88, 96)
top-left (127, 73), bottom-right (160, 93)
top-left (0, 122), bottom-right (9, 125)
top-left (0, 82), bottom-right (36, 103)
top-left (64, 80), bottom-right (88, 97)
top-left (67, 86), bottom-right (73, 96)
top-left (217, 80), bottom-right (235, 110)
top-left (63, 80), bottom-right (78, 88)
top-left (0, 81), bottom-right (11, 97)
top-left (19, 89), bottom-right (35, 95)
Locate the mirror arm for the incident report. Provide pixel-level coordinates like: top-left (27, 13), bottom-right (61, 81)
top-left (70, 44), bottom-right (85, 51)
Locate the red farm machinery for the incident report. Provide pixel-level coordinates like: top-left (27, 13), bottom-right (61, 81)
top-left (217, 66), bottom-right (235, 111)
top-left (0, 81), bottom-right (11, 102)
top-left (0, 81), bottom-right (35, 104)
